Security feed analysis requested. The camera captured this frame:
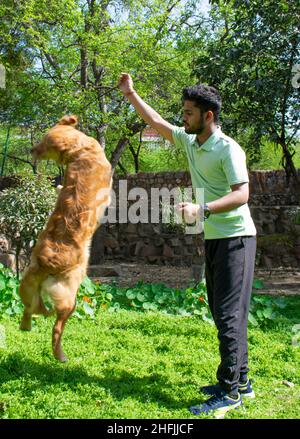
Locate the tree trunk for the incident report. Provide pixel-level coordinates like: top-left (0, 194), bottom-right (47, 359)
top-left (80, 47), bottom-right (88, 89)
top-left (95, 89), bottom-right (108, 149)
top-left (15, 243), bottom-right (20, 279)
top-left (110, 123), bottom-right (146, 171)
top-left (110, 138), bottom-right (129, 171)
top-left (128, 132), bottom-right (143, 173)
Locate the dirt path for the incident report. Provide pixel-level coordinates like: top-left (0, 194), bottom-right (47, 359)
top-left (89, 263), bottom-right (300, 296)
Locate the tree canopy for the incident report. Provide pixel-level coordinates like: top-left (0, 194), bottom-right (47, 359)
top-left (0, 0), bottom-right (299, 179)
top-left (195, 0), bottom-right (300, 183)
top-left (0, 0), bottom-right (196, 174)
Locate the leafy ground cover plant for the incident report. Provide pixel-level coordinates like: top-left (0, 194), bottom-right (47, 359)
top-left (0, 263), bottom-right (291, 329)
top-left (250, 279), bottom-right (287, 327)
top-left (0, 264), bottom-right (23, 317)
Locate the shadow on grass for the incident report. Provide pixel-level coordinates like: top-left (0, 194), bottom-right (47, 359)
top-left (0, 353), bottom-right (196, 410)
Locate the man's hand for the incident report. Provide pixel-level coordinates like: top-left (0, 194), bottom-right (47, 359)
top-left (117, 71), bottom-right (175, 143)
top-left (175, 202), bottom-right (201, 224)
top-left (118, 72), bottom-right (135, 96)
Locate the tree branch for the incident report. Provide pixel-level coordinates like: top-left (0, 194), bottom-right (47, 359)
top-left (0, 152), bottom-right (35, 170)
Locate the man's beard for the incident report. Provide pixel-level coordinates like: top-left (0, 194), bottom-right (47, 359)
top-left (184, 116), bottom-right (205, 134)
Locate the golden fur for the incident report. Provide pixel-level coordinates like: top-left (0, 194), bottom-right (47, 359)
top-left (19, 115), bottom-right (112, 361)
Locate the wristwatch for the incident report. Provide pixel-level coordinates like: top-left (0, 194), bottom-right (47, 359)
top-left (203, 203), bottom-right (211, 221)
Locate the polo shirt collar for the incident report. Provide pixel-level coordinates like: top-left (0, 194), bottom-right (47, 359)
top-left (193, 127), bottom-right (222, 151)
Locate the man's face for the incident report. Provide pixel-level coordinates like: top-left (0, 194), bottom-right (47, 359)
top-left (182, 100), bottom-right (206, 134)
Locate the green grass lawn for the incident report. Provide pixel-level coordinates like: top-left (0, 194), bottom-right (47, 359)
top-left (0, 297), bottom-right (299, 420)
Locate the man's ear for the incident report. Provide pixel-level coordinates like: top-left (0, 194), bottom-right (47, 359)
top-left (206, 110), bottom-right (214, 122)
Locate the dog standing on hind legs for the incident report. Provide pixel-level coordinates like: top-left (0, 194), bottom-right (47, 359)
top-left (19, 115), bottom-right (112, 362)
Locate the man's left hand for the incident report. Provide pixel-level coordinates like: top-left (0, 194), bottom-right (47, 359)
top-left (175, 202), bottom-right (202, 224)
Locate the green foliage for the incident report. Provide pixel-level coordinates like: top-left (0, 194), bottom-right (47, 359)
top-left (0, 264), bottom-right (213, 322)
top-left (249, 295), bottom-right (287, 327)
top-left (0, 263), bottom-right (22, 317)
top-left (2, 0), bottom-right (299, 175)
top-left (0, 301), bottom-right (299, 419)
top-left (249, 141), bottom-right (300, 171)
top-left (74, 276), bottom-right (113, 320)
top-left (160, 188), bottom-right (187, 234)
top-left (193, 0), bottom-right (300, 176)
top-left (0, 127), bottom-right (61, 176)
top-left (0, 265), bottom-right (293, 330)
top-left (50, 277), bottom-right (214, 323)
top-left (249, 279), bottom-right (287, 327)
top-left (118, 137), bottom-right (189, 175)
top-left (103, 281), bottom-right (213, 322)
top-left (0, 0), bottom-right (195, 174)
top-left (0, 172), bottom-right (57, 274)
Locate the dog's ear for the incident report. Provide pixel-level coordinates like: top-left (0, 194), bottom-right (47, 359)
top-left (58, 115), bottom-right (78, 126)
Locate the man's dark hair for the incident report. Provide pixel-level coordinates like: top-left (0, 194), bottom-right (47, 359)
top-left (182, 84), bottom-right (222, 122)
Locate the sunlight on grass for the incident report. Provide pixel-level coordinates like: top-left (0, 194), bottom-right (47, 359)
top-left (0, 300), bottom-right (299, 419)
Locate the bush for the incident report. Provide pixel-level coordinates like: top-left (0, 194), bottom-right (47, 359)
top-left (0, 172), bottom-right (57, 276)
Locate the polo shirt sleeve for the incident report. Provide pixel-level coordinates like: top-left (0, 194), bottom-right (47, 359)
top-left (221, 143), bottom-right (249, 186)
top-left (172, 126), bottom-right (189, 152)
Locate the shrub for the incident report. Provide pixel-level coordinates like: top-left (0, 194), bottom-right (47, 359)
top-left (0, 172), bottom-right (57, 276)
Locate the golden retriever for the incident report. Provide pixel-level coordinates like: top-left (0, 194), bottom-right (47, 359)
top-left (19, 115), bottom-right (112, 362)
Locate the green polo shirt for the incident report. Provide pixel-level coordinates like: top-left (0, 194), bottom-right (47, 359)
top-left (172, 126), bottom-right (256, 239)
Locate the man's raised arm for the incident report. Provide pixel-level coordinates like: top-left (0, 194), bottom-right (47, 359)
top-left (118, 73), bottom-right (175, 143)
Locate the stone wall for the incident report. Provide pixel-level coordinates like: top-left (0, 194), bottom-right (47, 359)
top-left (249, 170), bottom-right (300, 267)
top-left (90, 171), bottom-right (205, 269)
top-left (90, 170), bottom-right (300, 269)
top-left (0, 170), bottom-right (299, 272)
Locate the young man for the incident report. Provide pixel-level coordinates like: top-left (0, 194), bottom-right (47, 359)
top-left (118, 73), bottom-right (257, 417)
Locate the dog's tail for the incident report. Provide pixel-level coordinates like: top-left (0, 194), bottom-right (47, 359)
top-left (58, 115), bottom-right (78, 127)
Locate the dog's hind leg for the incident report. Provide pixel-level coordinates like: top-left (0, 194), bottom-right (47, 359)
top-left (52, 303), bottom-right (76, 362)
top-left (19, 267), bottom-right (47, 331)
top-left (42, 273), bottom-right (79, 362)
